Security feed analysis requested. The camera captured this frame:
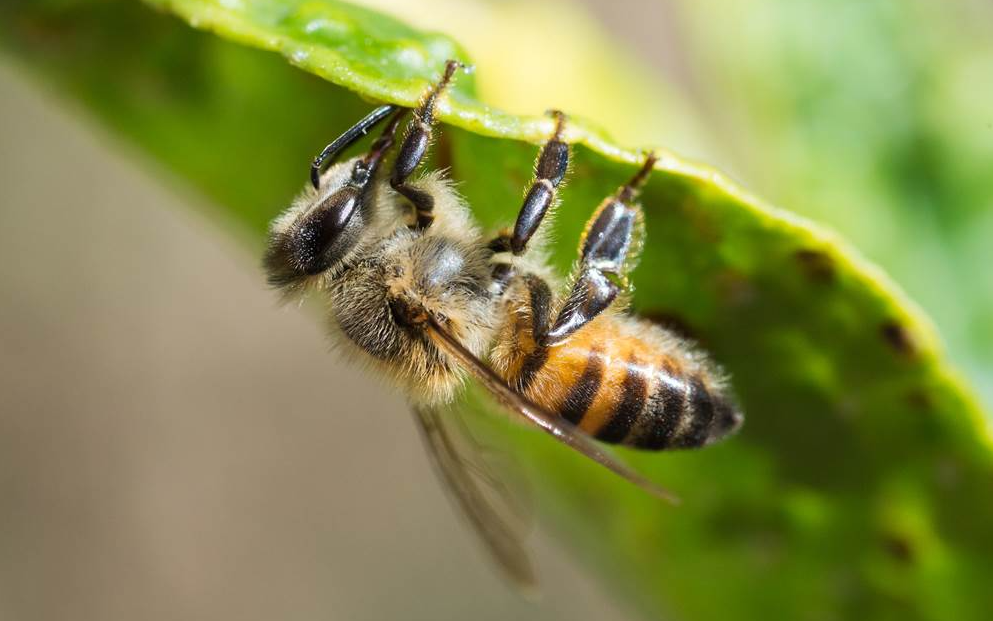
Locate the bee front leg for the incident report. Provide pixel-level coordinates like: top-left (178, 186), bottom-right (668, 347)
top-left (391, 59), bottom-right (465, 229)
top-left (309, 104), bottom-right (400, 190)
top-left (488, 110), bottom-right (570, 255)
top-left (541, 153), bottom-right (657, 347)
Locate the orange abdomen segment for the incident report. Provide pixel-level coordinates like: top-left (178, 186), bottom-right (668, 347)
top-left (499, 314), bottom-right (742, 450)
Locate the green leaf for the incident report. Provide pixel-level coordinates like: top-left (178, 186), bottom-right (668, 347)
top-left (4, 0), bottom-right (991, 619)
top-left (669, 0), bottom-right (993, 414)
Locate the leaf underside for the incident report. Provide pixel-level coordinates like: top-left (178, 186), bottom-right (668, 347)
top-left (3, 0), bottom-right (992, 619)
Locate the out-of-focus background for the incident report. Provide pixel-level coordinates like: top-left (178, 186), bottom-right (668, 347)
top-left (1, 1), bottom-right (991, 620)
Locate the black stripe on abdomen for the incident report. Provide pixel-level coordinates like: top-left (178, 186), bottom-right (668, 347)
top-left (516, 348), bottom-right (549, 392)
top-left (673, 377), bottom-right (716, 448)
top-left (629, 371), bottom-right (688, 450)
top-left (560, 351), bottom-right (604, 425)
top-left (595, 358), bottom-right (647, 443)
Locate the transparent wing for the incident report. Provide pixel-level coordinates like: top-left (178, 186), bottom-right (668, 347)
top-left (424, 316), bottom-right (680, 505)
top-left (412, 404), bottom-right (537, 589)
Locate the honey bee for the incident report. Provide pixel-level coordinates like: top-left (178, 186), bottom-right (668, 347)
top-left (264, 60), bottom-right (743, 586)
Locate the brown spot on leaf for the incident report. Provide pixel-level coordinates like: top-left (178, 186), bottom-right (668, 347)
top-left (906, 388), bottom-right (933, 411)
top-left (882, 533), bottom-right (916, 565)
top-left (881, 321), bottom-right (918, 358)
top-left (794, 249), bottom-right (836, 284)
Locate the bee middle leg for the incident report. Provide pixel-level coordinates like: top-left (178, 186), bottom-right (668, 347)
top-left (488, 110), bottom-right (570, 255)
top-left (541, 153), bottom-right (657, 346)
top-left (391, 59), bottom-right (464, 229)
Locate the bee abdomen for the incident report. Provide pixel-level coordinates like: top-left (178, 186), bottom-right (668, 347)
top-left (626, 371), bottom-right (742, 450)
top-left (592, 357), bottom-right (649, 443)
top-left (500, 307), bottom-right (743, 451)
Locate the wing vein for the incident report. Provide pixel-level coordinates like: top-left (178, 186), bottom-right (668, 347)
top-left (412, 406), bottom-right (536, 588)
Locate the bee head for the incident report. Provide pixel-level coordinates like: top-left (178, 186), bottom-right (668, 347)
top-left (264, 156), bottom-right (380, 294)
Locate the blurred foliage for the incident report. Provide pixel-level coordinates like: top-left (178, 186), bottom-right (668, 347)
top-left (668, 0), bottom-right (993, 408)
top-left (2, 1), bottom-right (992, 620)
top-left (351, 0), bottom-right (724, 163)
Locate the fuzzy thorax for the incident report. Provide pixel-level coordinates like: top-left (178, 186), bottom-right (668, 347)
top-left (313, 172), bottom-right (498, 405)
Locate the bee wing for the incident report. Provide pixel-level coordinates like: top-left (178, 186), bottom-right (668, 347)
top-left (412, 404), bottom-right (537, 589)
top-left (424, 316), bottom-right (679, 504)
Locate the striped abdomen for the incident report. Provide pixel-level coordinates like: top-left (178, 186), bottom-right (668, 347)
top-left (495, 307), bottom-right (743, 450)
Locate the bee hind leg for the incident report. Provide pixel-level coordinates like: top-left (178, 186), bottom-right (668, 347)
top-left (541, 153), bottom-right (657, 347)
top-left (488, 110), bottom-right (570, 255)
top-left (391, 59), bottom-right (466, 229)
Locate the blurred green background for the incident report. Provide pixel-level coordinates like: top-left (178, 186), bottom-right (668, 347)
top-left (1, 1), bottom-right (991, 620)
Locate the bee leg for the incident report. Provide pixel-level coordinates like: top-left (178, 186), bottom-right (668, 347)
top-left (352, 108), bottom-right (407, 184)
top-left (541, 153), bottom-right (656, 347)
top-left (391, 59), bottom-right (465, 229)
top-left (309, 104), bottom-right (401, 190)
top-left (488, 111), bottom-right (570, 255)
